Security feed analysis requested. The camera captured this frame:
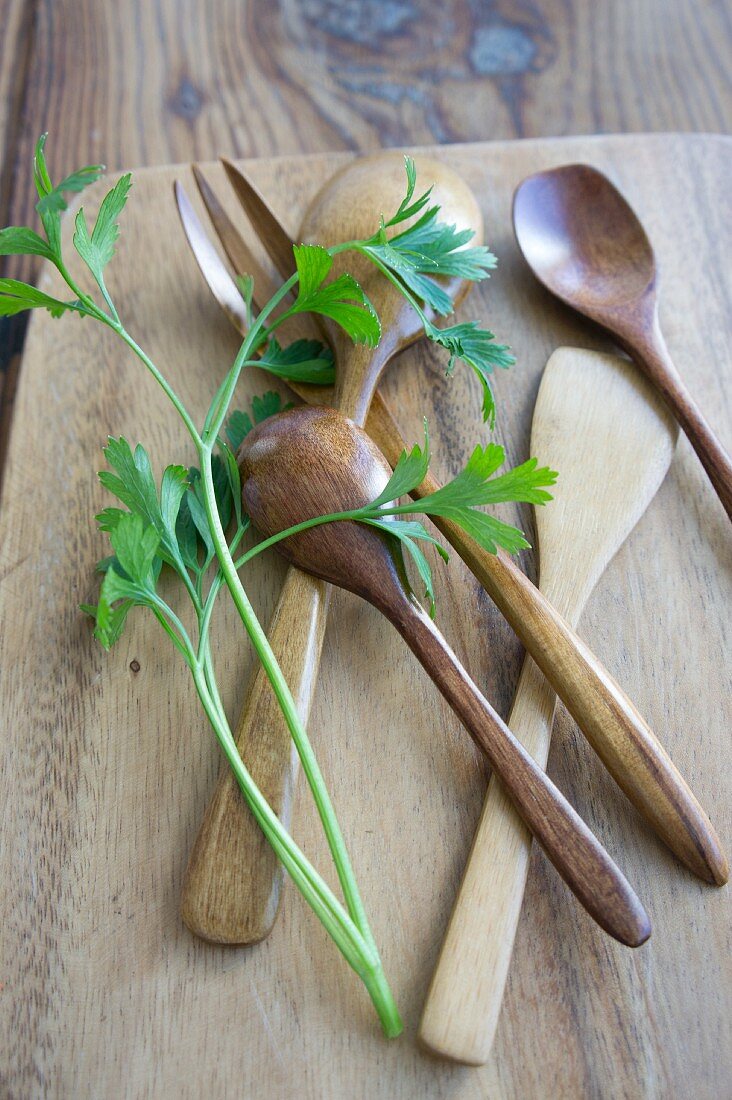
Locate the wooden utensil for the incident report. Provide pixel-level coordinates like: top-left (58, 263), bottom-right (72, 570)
top-left (419, 347), bottom-right (688, 1064)
top-left (177, 166), bottom-right (727, 911)
top-left (513, 163), bottom-right (732, 520)
top-left (181, 152), bottom-right (483, 943)
top-left (238, 403), bottom-right (651, 947)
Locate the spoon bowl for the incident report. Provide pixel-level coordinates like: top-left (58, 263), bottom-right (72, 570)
top-left (513, 164), bottom-right (655, 312)
top-left (300, 152), bottom-right (482, 422)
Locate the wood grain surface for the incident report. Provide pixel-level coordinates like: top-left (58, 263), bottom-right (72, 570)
top-left (0, 134), bottom-right (730, 1098)
top-left (1, 0), bottom-right (731, 454)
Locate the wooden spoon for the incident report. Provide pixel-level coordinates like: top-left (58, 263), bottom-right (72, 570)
top-left (418, 348), bottom-right (721, 1064)
top-left (180, 153), bottom-right (482, 943)
top-left (237, 403), bottom-right (651, 947)
top-left (513, 164), bottom-right (732, 520)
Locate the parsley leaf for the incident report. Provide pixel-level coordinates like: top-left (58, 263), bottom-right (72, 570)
top-left (73, 173), bottom-right (132, 292)
top-left (291, 244), bottom-right (381, 347)
top-left (358, 423), bottom-right (557, 558)
top-left (257, 337), bottom-right (334, 385)
top-left (0, 278), bottom-right (80, 318)
top-left (33, 134), bottom-right (105, 257)
top-left (364, 516), bottom-right (448, 618)
top-left (369, 420), bottom-right (431, 507)
top-left (88, 513), bottom-right (161, 649)
top-left (98, 438), bottom-right (188, 569)
top-left (0, 226), bottom-right (55, 262)
top-left (382, 156), bottom-right (433, 228)
top-left (225, 390), bottom-right (289, 452)
top-left (424, 320), bottom-right (515, 427)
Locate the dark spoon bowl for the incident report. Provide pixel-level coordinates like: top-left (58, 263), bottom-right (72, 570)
top-left (513, 164), bottom-right (655, 311)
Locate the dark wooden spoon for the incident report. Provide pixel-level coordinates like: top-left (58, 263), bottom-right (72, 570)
top-left (238, 404), bottom-right (651, 948)
top-left (513, 164), bottom-right (732, 521)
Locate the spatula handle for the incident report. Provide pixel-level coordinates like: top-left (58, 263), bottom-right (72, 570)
top-left (388, 596), bottom-right (650, 949)
top-left (419, 656), bottom-right (556, 1064)
top-left (180, 567), bottom-right (329, 943)
top-left (367, 397), bottom-right (728, 887)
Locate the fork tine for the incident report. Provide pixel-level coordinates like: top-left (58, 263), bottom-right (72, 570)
top-left (191, 164), bottom-right (282, 308)
top-left (174, 179), bottom-right (249, 336)
top-left (220, 158), bottom-right (296, 283)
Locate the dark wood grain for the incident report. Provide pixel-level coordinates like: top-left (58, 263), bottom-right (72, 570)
top-left (513, 163), bottom-right (732, 520)
top-left (239, 403), bottom-right (651, 946)
top-left (1, 0), bottom-right (731, 454)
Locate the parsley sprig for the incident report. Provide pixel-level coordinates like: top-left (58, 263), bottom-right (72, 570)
top-left (1, 137), bottom-right (554, 1037)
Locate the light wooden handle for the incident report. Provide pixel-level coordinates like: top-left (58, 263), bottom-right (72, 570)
top-left (367, 396), bottom-right (728, 887)
top-left (419, 656), bottom-right (556, 1064)
top-left (181, 567), bottom-right (329, 943)
top-left (389, 597), bottom-right (650, 949)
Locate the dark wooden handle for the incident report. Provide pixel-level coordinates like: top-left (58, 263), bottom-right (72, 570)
top-left (385, 594), bottom-right (651, 947)
top-left (180, 568), bottom-right (329, 943)
top-left (366, 394), bottom-right (728, 886)
top-left (626, 316), bottom-right (732, 521)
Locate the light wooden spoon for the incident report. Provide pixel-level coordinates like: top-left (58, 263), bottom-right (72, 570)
top-left (180, 153), bottom-right (482, 943)
top-left (238, 403), bottom-right (651, 947)
top-left (418, 347), bottom-right (709, 1064)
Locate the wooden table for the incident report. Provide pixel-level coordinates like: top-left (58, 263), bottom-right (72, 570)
top-left (0, 6), bottom-right (730, 1098)
top-left (1, 0), bottom-right (730, 468)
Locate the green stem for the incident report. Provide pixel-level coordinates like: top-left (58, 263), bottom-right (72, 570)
top-left (190, 661), bottom-right (402, 1037)
top-left (198, 455), bottom-right (380, 946)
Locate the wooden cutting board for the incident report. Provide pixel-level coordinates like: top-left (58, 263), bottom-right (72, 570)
top-left (1, 134), bottom-right (730, 1099)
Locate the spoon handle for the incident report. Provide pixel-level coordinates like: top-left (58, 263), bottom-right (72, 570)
top-left (180, 567), bottom-right (329, 943)
top-left (419, 655), bottom-right (556, 1064)
top-left (368, 398), bottom-right (728, 887)
top-left (385, 594), bottom-right (651, 948)
top-left (626, 315), bottom-right (732, 521)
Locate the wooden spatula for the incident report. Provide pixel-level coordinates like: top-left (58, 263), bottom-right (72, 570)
top-left (419, 347), bottom-right (683, 1064)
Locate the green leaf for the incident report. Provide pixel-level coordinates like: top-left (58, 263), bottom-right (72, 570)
top-left (293, 243), bottom-right (333, 298)
top-left (236, 274), bottom-right (254, 311)
top-left (225, 409), bottom-right (254, 453)
top-left (252, 391), bottom-right (287, 424)
top-left (364, 516), bottom-right (448, 618)
top-left (386, 440), bottom-right (556, 555)
top-left (363, 159), bottom-right (497, 318)
top-left (0, 278), bottom-right (78, 318)
top-left (369, 421), bottom-right (431, 508)
top-left (84, 587), bottom-right (135, 650)
top-left (175, 494), bottom-right (201, 571)
top-left (438, 508), bottom-right (531, 556)
top-left (160, 464), bottom-right (189, 544)
top-left (383, 156), bottom-right (433, 228)
top-left (99, 439), bottom-right (188, 569)
top-left (109, 512), bottom-right (161, 586)
top-left (73, 173), bottom-right (131, 284)
top-left (425, 320), bottom-right (515, 427)
top-left (184, 469), bottom-right (215, 560)
top-left (33, 135), bottom-right (105, 256)
top-left (220, 442), bottom-right (243, 527)
top-left (292, 244), bottom-right (381, 348)
top-left (258, 338), bottom-right (335, 385)
top-left (0, 226), bottom-right (55, 261)
top-left (226, 391), bottom-right (288, 452)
